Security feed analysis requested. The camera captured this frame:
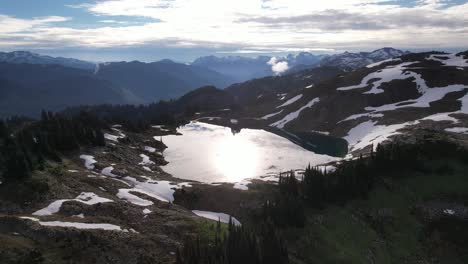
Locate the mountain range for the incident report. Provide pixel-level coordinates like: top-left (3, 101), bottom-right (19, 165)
top-left (177, 50), bottom-right (468, 154)
top-left (0, 48), bottom-right (409, 118)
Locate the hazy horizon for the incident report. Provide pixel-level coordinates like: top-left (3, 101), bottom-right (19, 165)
top-left (1, 0), bottom-right (467, 62)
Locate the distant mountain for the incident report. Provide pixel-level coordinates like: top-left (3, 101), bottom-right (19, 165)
top-left (192, 48), bottom-right (407, 81)
top-left (0, 51), bottom-right (96, 71)
top-left (318, 47), bottom-right (410, 70)
top-left (95, 59), bottom-right (236, 102)
top-left (0, 63), bottom-right (135, 118)
top-left (192, 53), bottom-right (324, 82)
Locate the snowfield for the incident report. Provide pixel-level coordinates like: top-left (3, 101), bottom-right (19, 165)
top-left (428, 53), bottom-right (468, 67)
top-left (337, 62), bottom-right (421, 94)
top-left (344, 120), bottom-right (419, 152)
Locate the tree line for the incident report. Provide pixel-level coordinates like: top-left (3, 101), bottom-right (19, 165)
top-left (0, 111), bottom-right (107, 183)
top-left (263, 139), bottom-right (468, 228)
top-left (176, 219), bottom-right (289, 264)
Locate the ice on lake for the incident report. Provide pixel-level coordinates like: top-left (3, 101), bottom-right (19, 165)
top-left (161, 122), bottom-right (337, 183)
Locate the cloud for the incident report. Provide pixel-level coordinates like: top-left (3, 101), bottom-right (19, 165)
top-left (0, 15), bottom-right (70, 34)
top-left (267, 57), bottom-right (289, 74)
top-left (236, 8), bottom-right (468, 31)
top-left (1, 0), bottom-right (468, 53)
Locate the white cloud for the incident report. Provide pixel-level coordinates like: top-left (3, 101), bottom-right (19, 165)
top-left (268, 57), bottom-right (289, 74)
top-left (0, 0), bottom-right (467, 51)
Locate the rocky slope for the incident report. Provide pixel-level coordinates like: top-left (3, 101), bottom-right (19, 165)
top-left (195, 50), bottom-right (468, 155)
top-left (317, 47), bottom-right (410, 71)
top-left (0, 124), bottom-right (255, 264)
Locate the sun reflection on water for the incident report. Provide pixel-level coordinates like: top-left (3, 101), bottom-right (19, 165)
top-left (213, 135), bottom-right (259, 182)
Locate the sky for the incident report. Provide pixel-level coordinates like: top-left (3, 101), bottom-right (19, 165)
top-left (0, 0), bottom-right (467, 62)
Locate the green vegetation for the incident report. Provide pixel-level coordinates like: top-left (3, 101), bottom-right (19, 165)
top-left (263, 139), bottom-right (468, 263)
top-left (0, 111), bottom-right (108, 183)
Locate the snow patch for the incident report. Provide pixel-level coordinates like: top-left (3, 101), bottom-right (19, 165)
top-left (277, 94), bottom-right (303, 108)
top-left (428, 53), bottom-right (468, 67)
top-left (21, 217), bottom-right (125, 232)
top-left (33, 192), bottom-right (112, 216)
top-left (144, 146), bottom-right (156, 153)
top-left (192, 210), bottom-right (241, 226)
top-left (261, 110), bottom-right (283, 120)
top-left (271, 98), bottom-right (320, 129)
top-left (338, 62), bottom-right (421, 94)
top-left (139, 154), bottom-right (155, 166)
top-left (445, 127), bottom-right (468, 134)
top-left (101, 166), bottom-right (118, 177)
top-left (117, 177), bottom-right (192, 206)
top-left (366, 58), bottom-right (401, 68)
top-left (345, 120), bottom-right (419, 152)
top-left (443, 209), bottom-right (455, 215)
top-left (79, 155), bottom-right (97, 170)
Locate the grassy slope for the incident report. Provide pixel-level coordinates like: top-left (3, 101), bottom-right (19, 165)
top-left (284, 159), bottom-right (468, 264)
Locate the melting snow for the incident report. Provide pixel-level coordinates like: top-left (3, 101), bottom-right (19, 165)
top-left (117, 177), bottom-right (192, 205)
top-left (144, 146), bottom-right (156, 153)
top-left (366, 58), bottom-right (402, 68)
top-left (261, 110), bottom-right (283, 120)
top-left (101, 166), bottom-right (118, 177)
top-left (104, 133), bottom-right (119, 142)
top-left (445, 127), bottom-right (468, 134)
top-left (366, 85), bottom-right (468, 112)
top-left (311, 130), bottom-right (330, 135)
top-left (21, 217), bottom-right (125, 232)
top-left (271, 98), bottom-right (320, 129)
top-left (428, 53), bottom-right (468, 67)
top-left (338, 62), bottom-right (422, 94)
top-left (33, 192), bottom-right (113, 216)
top-left (143, 208), bottom-right (152, 214)
top-left (443, 209), bottom-right (455, 215)
top-left (305, 84), bottom-right (314, 89)
top-left (344, 120), bottom-right (419, 151)
top-left (139, 154), bottom-right (155, 166)
top-left (230, 119), bottom-right (239, 124)
top-left (277, 94), bottom-right (303, 108)
top-left (192, 210), bottom-right (241, 226)
top-left (80, 155), bottom-right (97, 170)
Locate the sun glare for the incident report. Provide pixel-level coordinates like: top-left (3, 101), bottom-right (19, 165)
top-left (214, 135), bottom-right (258, 182)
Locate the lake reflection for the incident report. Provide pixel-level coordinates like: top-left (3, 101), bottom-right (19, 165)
top-left (161, 122), bottom-right (337, 183)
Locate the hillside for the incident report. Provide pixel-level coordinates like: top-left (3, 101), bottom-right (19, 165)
top-left (0, 63), bottom-right (136, 118)
top-left (197, 50), bottom-right (468, 155)
top-left (95, 60), bottom-right (236, 102)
